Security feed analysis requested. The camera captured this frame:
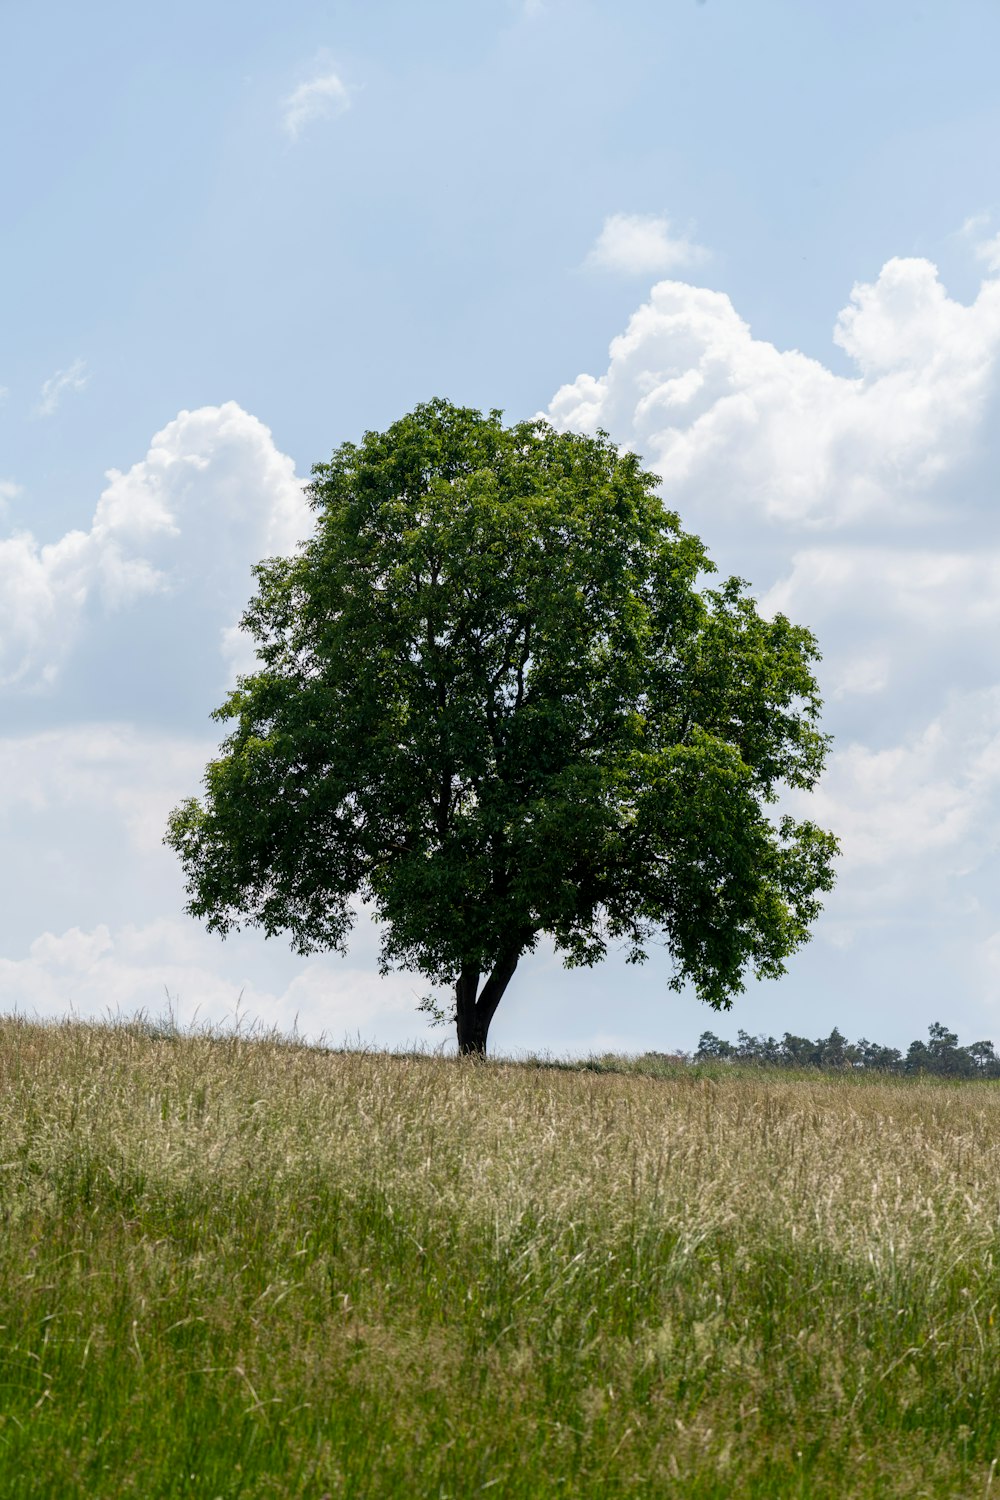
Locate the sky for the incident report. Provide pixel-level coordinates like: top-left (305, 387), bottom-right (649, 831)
top-left (3, 0), bottom-right (1000, 1056)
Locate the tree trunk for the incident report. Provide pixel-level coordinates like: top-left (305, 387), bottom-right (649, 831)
top-left (454, 947), bottom-right (521, 1057)
top-left (455, 1002), bottom-right (489, 1057)
top-left (454, 966), bottom-right (482, 1056)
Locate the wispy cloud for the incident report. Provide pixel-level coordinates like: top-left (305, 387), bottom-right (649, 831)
top-left (585, 213), bottom-right (708, 275)
top-left (960, 214), bottom-right (1000, 273)
top-left (0, 481), bottom-right (20, 509)
top-left (34, 358), bottom-right (89, 418)
top-left (281, 71), bottom-right (351, 141)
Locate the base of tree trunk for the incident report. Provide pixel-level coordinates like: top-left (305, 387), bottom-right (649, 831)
top-left (456, 1021), bottom-right (488, 1056)
top-left (454, 948), bottom-right (523, 1057)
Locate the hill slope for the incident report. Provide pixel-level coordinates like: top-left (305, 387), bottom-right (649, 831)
top-left (0, 1020), bottom-right (997, 1497)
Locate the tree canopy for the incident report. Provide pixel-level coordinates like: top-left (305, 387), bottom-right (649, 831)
top-left (696, 1023), bottom-right (1000, 1077)
top-left (165, 399), bottom-right (838, 1054)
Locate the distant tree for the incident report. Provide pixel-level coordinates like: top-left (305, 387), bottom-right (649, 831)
top-left (814, 1026), bottom-right (848, 1068)
top-left (781, 1032), bottom-right (822, 1067)
top-left (904, 1038), bottom-right (931, 1074)
top-left (690, 1022), bottom-right (998, 1079)
top-left (695, 1031), bottom-right (736, 1060)
top-left (968, 1040), bottom-right (1000, 1077)
top-left (734, 1030), bottom-right (760, 1062)
top-left (905, 1024), bottom-right (973, 1077)
top-left (732, 1031), bottom-right (784, 1064)
top-left (925, 1021), bottom-right (975, 1077)
top-left (166, 400), bottom-right (837, 1055)
top-left (857, 1038), bottom-right (904, 1073)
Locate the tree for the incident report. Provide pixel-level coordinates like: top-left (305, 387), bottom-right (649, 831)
top-left (165, 399), bottom-right (838, 1056)
top-left (857, 1038), bottom-right (903, 1073)
top-left (781, 1032), bottom-right (822, 1067)
top-left (906, 1023), bottom-right (976, 1077)
top-left (695, 1031), bottom-right (736, 1061)
top-left (816, 1025), bottom-right (849, 1069)
top-left (968, 1040), bottom-right (1000, 1077)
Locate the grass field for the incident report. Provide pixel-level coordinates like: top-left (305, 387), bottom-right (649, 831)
top-left (1, 1019), bottom-right (999, 1497)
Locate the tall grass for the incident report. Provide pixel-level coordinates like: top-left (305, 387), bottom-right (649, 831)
top-left (0, 1018), bottom-right (998, 1496)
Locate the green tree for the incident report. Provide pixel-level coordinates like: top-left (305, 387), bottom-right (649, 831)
top-left (968, 1039), bottom-right (1000, 1077)
top-left (857, 1038), bottom-right (903, 1073)
top-left (781, 1032), bottom-right (822, 1067)
top-left (695, 1031), bottom-right (736, 1061)
top-left (165, 399), bottom-right (838, 1055)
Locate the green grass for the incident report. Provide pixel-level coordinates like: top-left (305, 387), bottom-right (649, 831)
top-left (1, 1019), bottom-right (999, 1497)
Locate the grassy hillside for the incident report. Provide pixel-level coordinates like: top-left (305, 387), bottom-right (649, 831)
top-left (1, 1020), bottom-right (999, 1497)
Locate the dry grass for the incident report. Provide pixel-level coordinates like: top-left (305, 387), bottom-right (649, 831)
top-left (0, 1018), bottom-right (998, 1496)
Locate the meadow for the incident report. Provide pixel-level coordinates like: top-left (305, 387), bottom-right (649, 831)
top-left (1, 1019), bottom-right (999, 1497)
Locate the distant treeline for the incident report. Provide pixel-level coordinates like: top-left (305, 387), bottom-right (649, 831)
top-left (695, 1022), bottom-right (1000, 1077)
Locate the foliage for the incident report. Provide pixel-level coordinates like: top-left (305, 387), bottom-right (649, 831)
top-left (696, 1021), bottom-right (1000, 1076)
top-left (166, 399), bottom-right (837, 1053)
top-left (2, 1018), bottom-right (1000, 1497)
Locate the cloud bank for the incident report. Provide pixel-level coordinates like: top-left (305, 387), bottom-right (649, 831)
top-left (0, 402), bottom-right (311, 689)
top-left (547, 253), bottom-right (1000, 1016)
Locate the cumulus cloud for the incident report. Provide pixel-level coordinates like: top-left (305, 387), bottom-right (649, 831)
top-left (94, 400), bottom-right (310, 594)
top-left (282, 71), bottom-right (351, 140)
top-left (586, 213), bottom-right (707, 275)
top-left (0, 402), bottom-right (311, 690)
top-left (548, 257), bottom-right (1000, 527)
top-left (34, 358), bottom-right (89, 417)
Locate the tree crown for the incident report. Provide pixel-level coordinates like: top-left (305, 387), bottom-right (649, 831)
top-left (166, 399), bottom-right (837, 1024)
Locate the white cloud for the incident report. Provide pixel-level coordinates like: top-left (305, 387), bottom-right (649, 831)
top-left (0, 724), bottom-right (214, 853)
top-left (0, 918), bottom-right (420, 1044)
top-left (762, 548), bottom-right (1000, 711)
top-left (0, 724), bottom-right (428, 1046)
top-left (979, 238), bottom-right (1000, 273)
top-left (282, 71), bottom-right (351, 141)
top-left (0, 401), bottom-right (311, 690)
top-left (962, 213), bottom-right (1000, 274)
top-left (543, 252), bottom-right (1000, 1030)
top-left (797, 690), bottom-right (1000, 874)
top-left (765, 548), bottom-right (1000, 632)
top-left (0, 481), bottom-right (19, 508)
top-left (0, 525), bottom-right (155, 689)
top-left (94, 400), bottom-right (310, 591)
top-left (34, 358), bottom-right (89, 417)
top-left (547, 257), bottom-right (1000, 527)
top-left (832, 654), bottom-right (889, 700)
top-left (586, 213), bottom-right (708, 275)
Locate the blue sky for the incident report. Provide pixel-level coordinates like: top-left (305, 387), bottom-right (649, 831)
top-left (3, 0), bottom-right (1000, 1054)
